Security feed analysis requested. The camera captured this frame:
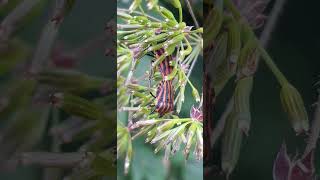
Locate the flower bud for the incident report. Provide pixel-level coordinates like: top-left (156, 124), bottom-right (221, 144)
top-left (280, 83), bottom-right (309, 134)
top-left (273, 143), bottom-right (315, 180)
top-left (130, 119), bottom-right (159, 129)
top-left (144, 33), bottom-right (168, 43)
top-left (195, 127), bottom-right (203, 160)
top-left (184, 123), bottom-right (197, 158)
top-left (191, 86), bottom-right (201, 102)
top-left (50, 93), bottom-right (105, 121)
top-left (165, 122), bottom-right (190, 146)
top-left (147, 0), bottom-right (159, 10)
top-left (151, 129), bottom-right (171, 145)
top-left (176, 87), bottom-right (185, 114)
top-left (226, 18), bottom-right (241, 73)
top-left (37, 68), bottom-right (113, 94)
top-left (117, 124), bottom-right (132, 174)
top-left (170, 0), bottom-right (181, 9)
top-left (204, 6), bottom-right (223, 47)
top-left (234, 77), bottom-right (253, 135)
top-left (221, 110), bottom-right (243, 176)
top-left (157, 120), bottom-right (177, 132)
top-left (237, 36), bottom-right (258, 79)
top-left (133, 16), bottom-right (149, 25)
top-left (126, 83), bottom-right (148, 91)
top-left (208, 33), bottom-right (235, 96)
top-left (190, 105), bottom-right (203, 122)
top-left (159, 6), bottom-right (177, 23)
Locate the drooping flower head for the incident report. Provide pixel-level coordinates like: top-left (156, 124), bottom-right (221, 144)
top-left (233, 0), bottom-right (270, 29)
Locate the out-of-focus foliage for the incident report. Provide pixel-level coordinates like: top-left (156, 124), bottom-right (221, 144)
top-left (0, 0), bottom-right (116, 180)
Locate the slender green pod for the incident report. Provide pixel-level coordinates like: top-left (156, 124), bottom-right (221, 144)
top-left (221, 110), bottom-right (243, 176)
top-left (234, 76), bottom-right (253, 135)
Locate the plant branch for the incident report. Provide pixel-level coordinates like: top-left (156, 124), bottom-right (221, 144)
top-left (224, 0), bottom-right (288, 85)
top-left (20, 152), bottom-right (86, 168)
top-left (260, 0), bottom-right (287, 47)
top-left (30, 0), bottom-right (67, 73)
top-left (184, 0), bottom-right (199, 28)
top-left (0, 0), bottom-right (41, 42)
top-left (117, 8), bottom-right (161, 22)
top-left (304, 92), bottom-right (320, 155)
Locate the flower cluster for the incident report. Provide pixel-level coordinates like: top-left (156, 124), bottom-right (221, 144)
top-left (205, 0), bottom-right (309, 177)
top-left (117, 0), bottom-right (203, 175)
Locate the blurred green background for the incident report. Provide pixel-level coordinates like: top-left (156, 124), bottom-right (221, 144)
top-left (0, 0), bottom-right (115, 179)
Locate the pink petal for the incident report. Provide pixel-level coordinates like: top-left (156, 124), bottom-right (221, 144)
top-left (273, 143), bottom-right (291, 180)
top-left (289, 163), bottom-right (314, 180)
top-left (190, 105), bottom-right (203, 122)
top-left (301, 150), bottom-right (315, 171)
top-left (289, 150), bottom-right (315, 180)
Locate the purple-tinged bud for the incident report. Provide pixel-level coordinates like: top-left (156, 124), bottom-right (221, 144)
top-left (190, 105), bottom-right (203, 122)
top-left (273, 143), bottom-right (315, 180)
top-left (273, 143), bottom-right (290, 180)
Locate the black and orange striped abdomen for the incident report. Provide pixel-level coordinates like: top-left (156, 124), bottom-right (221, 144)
top-left (153, 48), bottom-right (175, 116)
top-left (155, 80), bottom-right (174, 116)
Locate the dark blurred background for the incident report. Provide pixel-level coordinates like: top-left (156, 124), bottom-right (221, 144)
top-left (213, 0), bottom-right (320, 179)
top-left (0, 0), bottom-right (114, 179)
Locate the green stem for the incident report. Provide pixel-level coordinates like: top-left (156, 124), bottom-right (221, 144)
top-left (138, 5), bottom-right (145, 14)
top-left (184, 0), bottom-right (199, 28)
top-left (117, 8), bottom-right (161, 22)
top-left (179, 6), bottom-right (183, 23)
top-left (224, 0), bottom-right (288, 85)
top-left (257, 45), bottom-right (288, 85)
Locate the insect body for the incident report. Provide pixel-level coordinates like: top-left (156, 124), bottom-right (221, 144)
top-left (152, 48), bottom-right (175, 116)
top-left (155, 48), bottom-right (173, 77)
top-left (155, 79), bottom-right (174, 116)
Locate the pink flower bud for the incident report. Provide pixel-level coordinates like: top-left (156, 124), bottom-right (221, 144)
top-left (273, 143), bottom-right (315, 180)
top-left (190, 105), bottom-right (203, 122)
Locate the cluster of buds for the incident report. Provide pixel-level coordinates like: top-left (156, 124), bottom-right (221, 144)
top-left (117, 0), bottom-right (203, 175)
top-left (204, 0), bottom-right (309, 177)
top-left (129, 110), bottom-right (203, 161)
top-left (117, 2), bottom-right (202, 115)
